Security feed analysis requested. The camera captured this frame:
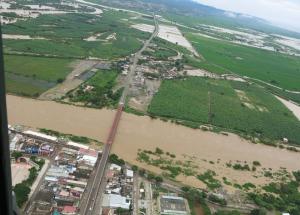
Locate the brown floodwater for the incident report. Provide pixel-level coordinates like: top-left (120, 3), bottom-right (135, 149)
top-left (7, 95), bottom-right (300, 189)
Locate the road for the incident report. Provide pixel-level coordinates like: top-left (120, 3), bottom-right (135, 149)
top-left (80, 104), bottom-right (123, 215)
top-left (80, 15), bottom-right (159, 215)
top-left (23, 149), bottom-right (57, 214)
top-left (120, 15), bottom-right (159, 104)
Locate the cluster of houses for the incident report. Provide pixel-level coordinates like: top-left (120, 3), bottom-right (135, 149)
top-left (8, 125), bottom-right (100, 215)
top-left (9, 129), bottom-right (56, 156)
top-left (31, 142), bottom-right (99, 215)
top-left (101, 164), bottom-right (134, 215)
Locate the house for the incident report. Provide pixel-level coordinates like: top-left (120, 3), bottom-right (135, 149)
top-left (102, 194), bottom-right (131, 210)
top-left (110, 164), bottom-right (121, 171)
top-left (78, 148), bottom-right (98, 166)
top-left (126, 169), bottom-right (134, 178)
top-left (61, 206), bottom-right (77, 215)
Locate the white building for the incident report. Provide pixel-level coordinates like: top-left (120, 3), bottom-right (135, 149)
top-left (24, 130), bottom-right (58, 142)
top-left (102, 194), bottom-right (131, 210)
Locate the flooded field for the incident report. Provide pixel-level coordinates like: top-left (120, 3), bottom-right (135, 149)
top-left (7, 95), bottom-right (300, 190)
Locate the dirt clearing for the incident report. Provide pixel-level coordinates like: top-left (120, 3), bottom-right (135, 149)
top-left (275, 95), bottom-right (300, 120)
top-left (11, 163), bottom-right (31, 186)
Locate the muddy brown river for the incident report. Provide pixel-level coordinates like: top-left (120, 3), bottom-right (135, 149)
top-left (7, 95), bottom-right (300, 189)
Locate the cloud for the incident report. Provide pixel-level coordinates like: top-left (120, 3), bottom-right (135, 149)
top-left (193, 0), bottom-right (300, 32)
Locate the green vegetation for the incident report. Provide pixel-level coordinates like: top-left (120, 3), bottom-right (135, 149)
top-left (11, 151), bottom-right (23, 160)
top-left (4, 55), bottom-right (72, 97)
top-left (142, 47), bottom-right (177, 60)
top-left (215, 210), bottom-right (241, 215)
top-left (249, 180), bottom-right (300, 213)
top-left (242, 182), bottom-right (256, 191)
top-left (148, 77), bottom-right (300, 145)
top-left (186, 34), bottom-right (300, 91)
top-left (252, 80), bottom-right (300, 105)
top-left (181, 187), bottom-right (211, 215)
top-left (14, 183), bottom-right (31, 207)
top-left (183, 55), bottom-right (230, 75)
top-left (208, 194), bottom-right (227, 206)
top-left (4, 55), bottom-right (72, 82)
top-left (3, 11), bottom-right (150, 59)
top-left (30, 156), bottom-right (45, 170)
top-left (39, 128), bottom-right (96, 144)
top-left (14, 158), bottom-right (45, 207)
top-left (109, 154), bottom-right (125, 166)
top-left (232, 163), bottom-right (251, 171)
top-left (253, 161), bottom-right (261, 166)
top-left (69, 69), bottom-right (122, 108)
top-left (137, 148), bottom-right (197, 179)
top-left (197, 170), bottom-right (221, 190)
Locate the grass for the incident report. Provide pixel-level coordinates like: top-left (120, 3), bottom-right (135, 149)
top-left (186, 34), bottom-right (300, 91)
top-left (4, 55), bottom-right (72, 82)
top-left (148, 77), bottom-right (300, 144)
top-left (142, 47), bottom-right (177, 60)
top-left (3, 11), bottom-right (150, 59)
top-left (251, 79), bottom-right (300, 105)
top-left (5, 74), bottom-right (46, 97)
top-left (4, 55), bottom-right (73, 97)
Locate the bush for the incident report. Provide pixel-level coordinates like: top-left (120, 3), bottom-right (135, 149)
top-left (215, 210), bottom-right (241, 215)
top-left (132, 165), bottom-right (138, 172)
top-left (232, 163), bottom-right (251, 171)
top-left (14, 183), bottom-right (30, 207)
top-left (293, 170), bottom-right (300, 182)
top-left (155, 147), bottom-right (164, 155)
top-left (250, 208), bottom-right (267, 215)
top-left (138, 169), bottom-right (145, 176)
top-left (253, 161), bottom-right (261, 166)
top-left (11, 151), bottom-right (23, 160)
top-left (197, 170), bottom-right (221, 190)
top-left (155, 176), bottom-right (163, 184)
top-left (208, 194), bottom-right (227, 206)
top-left (109, 154), bottom-right (125, 166)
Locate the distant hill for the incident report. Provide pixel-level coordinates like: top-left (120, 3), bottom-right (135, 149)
top-left (94, 0), bottom-right (300, 38)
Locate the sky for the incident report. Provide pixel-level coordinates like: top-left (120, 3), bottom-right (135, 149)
top-left (193, 0), bottom-right (300, 32)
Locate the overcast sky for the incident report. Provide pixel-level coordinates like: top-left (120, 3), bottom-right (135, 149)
top-left (193, 0), bottom-right (300, 32)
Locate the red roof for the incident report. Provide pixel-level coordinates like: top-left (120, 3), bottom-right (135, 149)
top-left (79, 148), bottom-right (98, 157)
top-left (62, 206), bottom-right (76, 213)
top-left (106, 170), bottom-right (114, 178)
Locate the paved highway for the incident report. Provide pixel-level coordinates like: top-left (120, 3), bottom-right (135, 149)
top-left (80, 15), bottom-right (159, 215)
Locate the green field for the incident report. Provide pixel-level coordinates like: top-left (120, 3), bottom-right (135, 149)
top-left (69, 69), bottom-right (122, 108)
top-left (148, 77), bottom-right (300, 145)
top-left (4, 55), bottom-right (72, 97)
top-left (185, 34), bottom-right (300, 91)
top-left (142, 47), bottom-right (177, 60)
top-left (3, 11), bottom-right (150, 59)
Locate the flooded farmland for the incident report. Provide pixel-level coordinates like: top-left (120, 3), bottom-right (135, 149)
top-left (7, 95), bottom-right (300, 189)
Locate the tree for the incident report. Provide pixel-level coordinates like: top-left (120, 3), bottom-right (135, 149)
top-left (155, 176), bottom-right (163, 184)
top-left (138, 169), bottom-right (145, 177)
top-left (132, 165), bottom-right (138, 172)
top-left (14, 183), bottom-right (30, 207)
top-left (250, 209), bottom-right (267, 215)
top-left (11, 151), bottom-right (22, 160)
